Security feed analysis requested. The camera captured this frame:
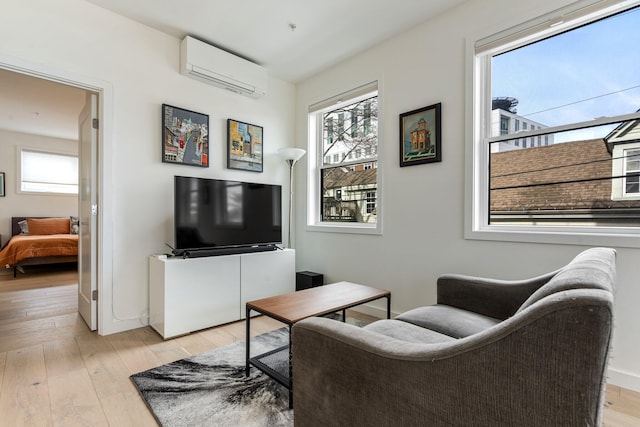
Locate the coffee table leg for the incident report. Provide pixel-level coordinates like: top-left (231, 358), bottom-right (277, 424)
top-left (245, 306), bottom-right (251, 377)
top-left (386, 295), bottom-right (391, 319)
top-left (288, 324), bottom-right (293, 409)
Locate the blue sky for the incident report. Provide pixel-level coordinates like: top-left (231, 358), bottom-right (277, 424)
top-left (492, 5), bottom-right (640, 141)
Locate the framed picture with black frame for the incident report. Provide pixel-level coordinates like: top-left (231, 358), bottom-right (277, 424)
top-left (399, 102), bottom-right (442, 167)
top-left (0, 172), bottom-right (4, 197)
top-left (227, 118), bottom-right (264, 172)
top-left (162, 104), bottom-right (209, 167)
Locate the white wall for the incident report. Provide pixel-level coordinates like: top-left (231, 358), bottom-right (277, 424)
top-left (0, 130), bottom-right (78, 246)
top-left (294, 0), bottom-right (640, 391)
top-left (1, 0), bottom-right (295, 332)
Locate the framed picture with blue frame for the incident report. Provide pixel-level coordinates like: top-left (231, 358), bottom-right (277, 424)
top-left (399, 102), bottom-right (442, 167)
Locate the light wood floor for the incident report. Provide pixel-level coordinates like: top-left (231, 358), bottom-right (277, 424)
top-left (0, 268), bottom-right (638, 426)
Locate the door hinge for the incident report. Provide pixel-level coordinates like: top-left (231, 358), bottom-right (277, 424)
top-left (92, 118), bottom-right (99, 129)
top-left (92, 290), bottom-right (98, 301)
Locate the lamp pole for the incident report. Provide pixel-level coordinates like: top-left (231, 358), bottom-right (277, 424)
top-left (278, 148), bottom-right (306, 249)
top-left (286, 159), bottom-right (295, 248)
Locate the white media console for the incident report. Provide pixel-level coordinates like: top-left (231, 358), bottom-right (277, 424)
top-left (149, 248), bottom-right (295, 339)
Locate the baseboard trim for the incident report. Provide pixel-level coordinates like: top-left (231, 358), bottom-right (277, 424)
top-left (608, 367), bottom-right (640, 392)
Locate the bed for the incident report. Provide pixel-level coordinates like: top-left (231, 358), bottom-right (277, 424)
top-left (0, 217), bottom-right (78, 277)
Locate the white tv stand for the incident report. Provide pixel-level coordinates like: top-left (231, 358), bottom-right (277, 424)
top-left (149, 248), bottom-right (295, 339)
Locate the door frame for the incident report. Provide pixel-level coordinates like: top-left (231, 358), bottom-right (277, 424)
top-left (0, 54), bottom-right (113, 335)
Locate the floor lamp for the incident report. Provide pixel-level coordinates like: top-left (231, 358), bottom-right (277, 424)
top-left (278, 147), bottom-right (306, 248)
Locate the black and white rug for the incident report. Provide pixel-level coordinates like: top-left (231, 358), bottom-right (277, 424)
top-left (131, 328), bottom-right (293, 427)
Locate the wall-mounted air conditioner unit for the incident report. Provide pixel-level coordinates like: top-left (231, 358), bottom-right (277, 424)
top-left (180, 36), bottom-right (267, 99)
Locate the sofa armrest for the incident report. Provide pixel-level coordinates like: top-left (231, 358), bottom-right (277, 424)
top-left (292, 289), bottom-right (612, 427)
top-left (436, 269), bottom-right (560, 319)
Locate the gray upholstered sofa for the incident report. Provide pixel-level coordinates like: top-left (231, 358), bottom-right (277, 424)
top-left (292, 247), bottom-right (615, 427)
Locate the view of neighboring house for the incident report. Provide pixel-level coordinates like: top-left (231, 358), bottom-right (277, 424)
top-left (321, 166), bottom-right (377, 223)
top-left (490, 116), bottom-right (640, 225)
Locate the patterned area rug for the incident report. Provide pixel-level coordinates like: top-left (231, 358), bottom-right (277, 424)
top-left (131, 328), bottom-right (293, 427)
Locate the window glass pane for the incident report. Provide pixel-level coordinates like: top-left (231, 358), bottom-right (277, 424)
top-left (321, 164), bottom-right (377, 223)
top-left (21, 150), bottom-right (78, 194)
top-left (322, 96), bottom-right (377, 167)
top-left (625, 148), bottom-right (640, 171)
top-left (491, 6), bottom-right (640, 139)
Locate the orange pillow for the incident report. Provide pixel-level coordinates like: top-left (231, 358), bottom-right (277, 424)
top-left (26, 217), bottom-right (71, 235)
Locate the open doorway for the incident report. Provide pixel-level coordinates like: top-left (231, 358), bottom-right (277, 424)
top-left (0, 67), bottom-right (99, 341)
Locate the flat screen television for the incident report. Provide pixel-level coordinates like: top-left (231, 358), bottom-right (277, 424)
top-left (173, 175), bottom-right (282, 257)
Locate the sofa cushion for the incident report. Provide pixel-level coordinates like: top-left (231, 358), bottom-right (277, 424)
top-left (396, 304), bottom-right (501, 338)
top-left (364, 319), bottom-right (455, 344)
top-left (517, 247), bottom-right (616, 314)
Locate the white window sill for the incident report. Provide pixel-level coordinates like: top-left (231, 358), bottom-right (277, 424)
top-left (465, 225), bottom-right (640, 249)
top-left (306, 222), bottom-right (382, 236)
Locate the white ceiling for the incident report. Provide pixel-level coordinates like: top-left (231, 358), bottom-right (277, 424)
top-left (84, 0), bottom-right (468, 83)
top-left (0, 0), bottom-right (467, 140)
top-left (0, 69), bottom-right (86, 141)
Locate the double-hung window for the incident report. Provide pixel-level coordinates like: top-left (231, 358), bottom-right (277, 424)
top-left (19, 148), bottom-right (78, 195)
top-left (307, 81), bottom-right (382, 233)
top-left (469, 0), bottom-right (640, 246)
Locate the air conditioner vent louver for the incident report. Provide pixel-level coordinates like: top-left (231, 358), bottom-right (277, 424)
top-left (180, 36), bottom-right (267, 99)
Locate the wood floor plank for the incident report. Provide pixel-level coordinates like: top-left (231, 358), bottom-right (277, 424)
top-left (43, 338), bottom-right (85, 379)
top-left (74, 333), bottom-right (136, 400)
top-left (174, 331), bottom-right (218, 356)
top-left (107, 329), bottom-right (163, 374)
top-left (47, 369), bottom-right (109, 427)
top-left (0, 351), bottom-right (6, 392)
top-left (132, 326), bottom-right (191, 366)
top-left (0, 345), bottom-right (53, 427)
top-left (100, 391), bottom-right (158, 427)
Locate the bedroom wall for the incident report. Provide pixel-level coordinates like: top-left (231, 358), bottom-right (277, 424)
top-left (294, 0), bottom-right (640, 391)
top-left (0, 130), bottom-right (78, 247)
top-left (1, 0), bottom-right (295, 332)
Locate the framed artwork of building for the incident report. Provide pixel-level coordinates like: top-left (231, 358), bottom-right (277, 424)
top-left (399, 103), bottom-right (441, 167)
top-left (162, 104), bottom-right (209, 167)
top-left (227, 119), bottom-right (263, 172)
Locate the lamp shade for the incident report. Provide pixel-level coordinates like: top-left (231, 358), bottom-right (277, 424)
top-left (278, 147), bottom-right (306, 162)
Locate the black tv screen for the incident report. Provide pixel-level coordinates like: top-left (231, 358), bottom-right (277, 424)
top-left (174, 176), bottom-right (282, 254)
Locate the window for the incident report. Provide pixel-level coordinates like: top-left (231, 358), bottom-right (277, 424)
top-left (20, 148), bottom-right (78, 194)
top-left (624, 148), bottom-right (640, 194)
top-left (366, 191), bottom-right (376, 214)
top-left (307, 81), bottom-right (382, 233)
top-left (469, 1), bottom-right (640, 246)
top-left (500, 115), bottom-right (509, 135)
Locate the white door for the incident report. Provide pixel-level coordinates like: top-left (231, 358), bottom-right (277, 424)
top-left (78, 92), bottom-right (98, 330)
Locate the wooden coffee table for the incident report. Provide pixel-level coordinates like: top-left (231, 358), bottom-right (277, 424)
top-left (245, 281), bottom-right (391, 408)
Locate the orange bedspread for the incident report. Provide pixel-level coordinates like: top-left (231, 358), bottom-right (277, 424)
top-left (0, 234), bottom-right (78, 268)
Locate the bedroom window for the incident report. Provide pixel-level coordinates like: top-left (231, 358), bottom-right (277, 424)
top-left (20, 149), bottom-right (78, 195)
top-left (468, 0), bottom-right (640, 247)
top-left (307, 81), bottom-right (383, 234)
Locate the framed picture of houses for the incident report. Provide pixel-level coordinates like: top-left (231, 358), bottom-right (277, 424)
top-left (227, 119), bottom-right (263, 172)
top-left (399, 103), bottom-right (441, 167)
top-left (162, 104), bottom-right (209, 167)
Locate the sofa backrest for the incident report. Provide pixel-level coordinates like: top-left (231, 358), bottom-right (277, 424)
top-left (516, 247), bottom-right (616, 314)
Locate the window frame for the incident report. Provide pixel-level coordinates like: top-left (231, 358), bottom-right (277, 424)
top-left (17, 146), bottom-right (79, 196)
top-left (307, 80), bottom-right (384, 235)
top-left (465, 0), bottom-right (640, 248)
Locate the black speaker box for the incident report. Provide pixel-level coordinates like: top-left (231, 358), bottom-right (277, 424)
top-left (296, 271), bottom-right (324, 291)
